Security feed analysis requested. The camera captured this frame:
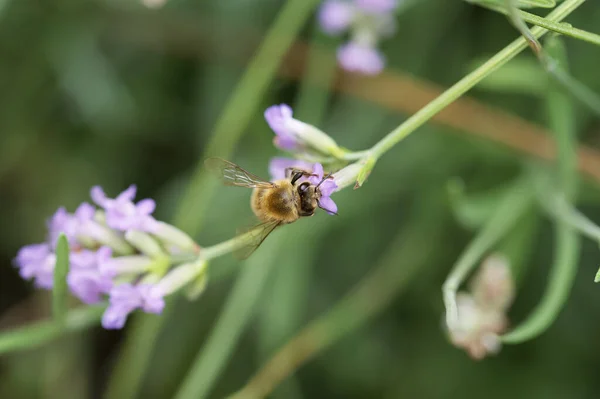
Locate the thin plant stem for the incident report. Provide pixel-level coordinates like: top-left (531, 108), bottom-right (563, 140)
top-left (503, 38), bottom-right (580, 343)
top-left (501, 0), bottom-right (600, 117)
top-left (368, 0), bottom-right (585, 160)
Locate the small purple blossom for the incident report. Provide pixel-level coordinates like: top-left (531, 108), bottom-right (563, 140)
top-left (102, 283), bottom-right (165, 329)
top-left (269, 157), bottom-right (315, 181)
top-left (318, 0), bottom-right (355, 34)
top-left (337, 42), bottom-right (385, 75)
top-left (91, 185), bottom-right (157, 233)
top-left (264, 104), bottom-right (299, 151)
top-left (47, 207), bottom-right (78, 247)
top-left (67, 247), bottom-right (114, 304)
top-left (355, 0), bottom-right (398, 14)
top-left (309, 163), bottom-right (339, 215)
top-left (14, 243), bottom-right (56, 289)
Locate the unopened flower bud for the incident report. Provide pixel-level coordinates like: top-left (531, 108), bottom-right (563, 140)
top-left (125, 230), bottom-right (165, 258)
top-left (265, 104), bottom-right (345, 158)
top-left (152, 222), bottom-right (198, 253)
top-left (155, 259), bottom-right (207, 296)
top-left (471, 254), bottom-right (514, 311)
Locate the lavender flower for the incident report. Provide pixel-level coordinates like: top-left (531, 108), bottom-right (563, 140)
top-left (91, 185), bottom-right (158, 233)
top-left (310, 163), bottom-right (339, 214)
top-left (265, 104), bottom-right (344, 157)
top-left (319, 1), bottom-right (355, 34)
top-left (337, 42), bottom-right (385, 75)
top-left (15, 183), bottom-right (203, 330)
top-left (14, 244), bottom-right (56, 289)
top-left (47, 207), bottom-right (78, 247)
top-left (102, 283), bottom-right (165, 329)
top-left (355, 0), bottom-right (398, 13)
top-left (318, 0), bottom-right (399, 75)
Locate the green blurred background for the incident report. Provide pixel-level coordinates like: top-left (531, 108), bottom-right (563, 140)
top-left (2, 0), bottom-right (600, 398)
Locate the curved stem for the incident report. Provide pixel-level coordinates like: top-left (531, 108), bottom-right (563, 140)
top-left (367, 0), bottom-right (584, 160)
top-left (502, 36), bottom-right (580, 343)
top-left (443, 176), bottom-right (535, 330)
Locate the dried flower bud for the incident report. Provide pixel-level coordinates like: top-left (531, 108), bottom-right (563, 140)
top-left (471, 254), bottom-right (515, 312)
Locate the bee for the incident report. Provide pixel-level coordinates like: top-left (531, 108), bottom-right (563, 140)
top-left (205, 157), bottom-right (334, 258)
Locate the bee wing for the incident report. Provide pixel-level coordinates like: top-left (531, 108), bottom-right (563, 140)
top-left (234, 220), bottom-right (281, 260)
top-left (205, 157), bottom-right (276, 189)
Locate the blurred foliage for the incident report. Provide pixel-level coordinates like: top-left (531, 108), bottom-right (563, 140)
top-left (2, 0), bottom-right (600, 398)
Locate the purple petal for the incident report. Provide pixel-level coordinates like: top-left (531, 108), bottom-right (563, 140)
top-left (265, 104), bottom-right (297, 147)
top-left (117, 185), bottom-right (137, 202)
top-left (319, 196), bottom-right (338, 215)
top-left (102, 305), bottom-right (130, 329)
top-left (47, 207), bottom-right (78, 246)
top-left (90, 186), bottom-right (108, 207)
top-left (138, 285), bottom-right (165, 314)
top-left (68, 268), bottom-right (113, 304)
top-left (319, 180), bottom-right (338, 197)
top-left (337, 42), bottom-right (385, 75)
top-left (136, 199), bottom-right (156, 215)
top-left (15, 243), bottom-right (56, 288)
top-left (75, 202), bottom-right (95, 221)
top-left (355, 0), bottom-right (398, 13)
top-left (274, 136), bottom-right (298, 151)
top-left (319, 1), bottom-right (355, 34)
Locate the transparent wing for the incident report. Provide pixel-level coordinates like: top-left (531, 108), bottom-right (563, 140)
top-left (205, 157), bottom-right (276, 188)
top-left (234, 220), bottom-right (281, 260)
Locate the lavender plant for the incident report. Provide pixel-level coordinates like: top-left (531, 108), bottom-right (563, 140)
top-left (3, 0), bottom-right (600, 398)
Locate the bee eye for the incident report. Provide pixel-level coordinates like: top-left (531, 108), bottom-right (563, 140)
top-left (298, 182), bottom-right (310, 193)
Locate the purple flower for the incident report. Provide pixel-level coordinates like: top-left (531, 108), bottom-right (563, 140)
top-left (318, 0), bottom-right (355, 34)
top-left (14, 243), bottom-right (56, 289)
top-left (264, 104), bottom-right (299, 151)
top-left (47, 207), bottom-right (78, 247)
top-left (269, 157), bottom-right (315, 181)
top-left (67, 247), bottom-right (114, 304)
top-left (309, 163), bottom-right (338, 215)
top-left (355, 0), bottom-right (398, 13)
top-left (91, 185), bottom-right (157, 233)
top-left (101, 283), bottom-right (165, 329)
top-left (337, 42), bottom-right (385, 75)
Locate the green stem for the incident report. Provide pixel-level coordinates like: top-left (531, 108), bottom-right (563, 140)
top-left (481, 2), bottom-right (600, 47)
top-left (502, 36), bottom-right (580, 344)
top-left (443, 176), bottom-right (535, 330)
top-left (368, 0), bottom-right (585, 160)
top-left (0, 305), bottom-right (105, 355)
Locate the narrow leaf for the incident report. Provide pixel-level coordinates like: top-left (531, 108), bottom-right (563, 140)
top-left (52, 234), bottom-right (70, 326)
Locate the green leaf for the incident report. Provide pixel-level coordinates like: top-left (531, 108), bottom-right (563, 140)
top-left (52, 234), bottom-right (70, 326)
